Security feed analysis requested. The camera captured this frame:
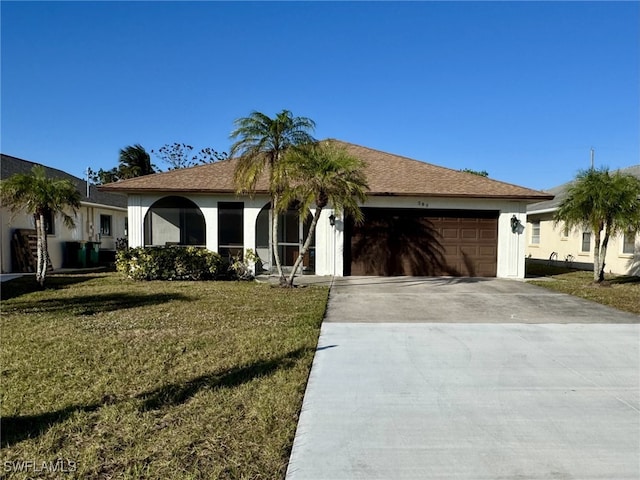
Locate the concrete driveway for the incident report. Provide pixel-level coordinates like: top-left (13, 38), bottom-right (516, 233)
top-left (286, 277), bottom-right (640, 480)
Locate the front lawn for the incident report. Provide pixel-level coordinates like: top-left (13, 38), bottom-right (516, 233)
top-left (1, 273), bottom-right (328, 479)
top-left (528, 270), bottom-right (640, 315)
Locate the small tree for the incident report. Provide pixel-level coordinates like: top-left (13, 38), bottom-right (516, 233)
top-left (230, 110), bottom-right (316, 284)
top-left (1, 166), bottom-right (81, 286)
top-left (280, 142), bottom-right (368, 287)
top-left (151, 143), bottom-right (228, 170)
top-left (89, 167), bottom-right (120, 185)
top-left (554, 167), bottom-right (640, 282)
top-left (460, 168), bottom-right (489, 177)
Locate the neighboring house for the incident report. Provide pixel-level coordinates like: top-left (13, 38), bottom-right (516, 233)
top-left (1, 154), bottom-right (128, 273)
top-left (526, 165), bottom-right (640, 276)
top-left (99, 140), bottom-right (552, 279)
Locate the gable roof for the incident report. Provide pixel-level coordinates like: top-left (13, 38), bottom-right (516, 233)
top-left (527, 164), bottom-right (640, 213)
top-left (98, 140), bottom-right (552, 201)
top-left (1, 154), bottom-right (127, 209)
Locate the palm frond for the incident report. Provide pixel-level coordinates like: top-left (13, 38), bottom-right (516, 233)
top-left (230, 109), bottom-right (317, 195)
top-left (281, 142), bottom-right (368, 221)
top-left (0, 165), bottom-right (81, 226)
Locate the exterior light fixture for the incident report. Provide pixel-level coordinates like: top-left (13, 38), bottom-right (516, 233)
top-left (329, 214), bottom-right (336, 226)
top-left (510, 215), bottom-right (520, 233)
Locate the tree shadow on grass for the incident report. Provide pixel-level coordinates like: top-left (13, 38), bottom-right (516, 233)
top-left (1, 275), bottom-right (101, 301)
top-left (609, 275), bottom-right (640, 285)
top-left (137, 346), bottom-right (311, 411)
top-left (3, 292), bottom-right (191, 315)
top-left (1, 347), bottom-right (312, 448)
top-left (1, 402), bottom-right (102, 448)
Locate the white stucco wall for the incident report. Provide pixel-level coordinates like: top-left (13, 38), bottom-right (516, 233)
top-left (127, 194), bottom-right (530, 278)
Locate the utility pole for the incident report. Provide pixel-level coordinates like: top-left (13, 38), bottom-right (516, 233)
top-left (85, 167), bottom-right (91, 198)
top-left (590, 148), bottom-right (595, 169)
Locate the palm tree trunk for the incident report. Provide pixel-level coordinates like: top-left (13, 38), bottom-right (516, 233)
top-left (598, 227), bottom-right (611, 282)
top-left (271, 196), bottom-right (285, 283)
top-left (287, 207), bottom-right (322, 287)
top-left (592, 229), bottom-right (602, 283)
top-left (35, 213), bottom-right (46, 287)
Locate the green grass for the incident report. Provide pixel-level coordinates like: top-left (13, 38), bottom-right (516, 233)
top-left (528, 270), bottom-right (640, 315)
top-left (1, 273), bottom-right (329, 479)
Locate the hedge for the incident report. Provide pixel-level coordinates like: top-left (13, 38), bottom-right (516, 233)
top-left (116, 246), bottom-right (224, 281)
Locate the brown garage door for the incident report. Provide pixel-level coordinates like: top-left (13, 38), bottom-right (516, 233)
top-left (346, 208), bottom-right (498, 277)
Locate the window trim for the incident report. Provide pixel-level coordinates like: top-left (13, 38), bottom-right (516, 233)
top-left (100, 214), bottom-right (112, 237)
top-left (218, 202), bottom-right (244, 261)
top-left (621, 230), bottom-right (636, 256)
top-left (580, 230), bottom-right (591, 254)
top-left (530, 221), bottom-right (540, 245)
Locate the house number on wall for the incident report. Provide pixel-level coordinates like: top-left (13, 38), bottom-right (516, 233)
top-left (417, 201), bottom-right (429, 207)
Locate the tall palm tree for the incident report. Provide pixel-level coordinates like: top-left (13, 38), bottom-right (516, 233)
top-left (280, 141), bottom-right (369, 286)
top-left (230, 110), bottom-right (316, 282)
top-left (118, 144), bottom-right (155, 179)
top-left (0, 165), bottom-right (81, 286)
top-left (554, 167), bottom-right (640, 282)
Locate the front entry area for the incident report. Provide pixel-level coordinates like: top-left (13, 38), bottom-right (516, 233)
top-left (345, 208), bottom-right (498, 277)
top-left (255, 204), bottom-right (316, 274)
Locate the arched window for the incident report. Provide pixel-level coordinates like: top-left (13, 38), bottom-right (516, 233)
top-left (144, 196), bottom-right (205, 246)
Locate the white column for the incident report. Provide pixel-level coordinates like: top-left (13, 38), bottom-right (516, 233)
top-left (128, 195), bottom-right (143, 247)
top-left (497, 204), bottom-right (526, 278)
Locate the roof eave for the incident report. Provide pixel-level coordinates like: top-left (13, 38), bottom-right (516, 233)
top-left (97, 186), bottom-right (553, 202)
top-left (80, 200), bottom-right (127, 211)
top-left (97, 186), bottom-right (270, 195)
top-left (367, 192), bottom-right (555, 201)
top-left (526, 207), bottom-right (558, 215)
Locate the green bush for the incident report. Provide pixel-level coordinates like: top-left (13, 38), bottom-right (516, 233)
top-left (116, 246), bottom-right (224, 281)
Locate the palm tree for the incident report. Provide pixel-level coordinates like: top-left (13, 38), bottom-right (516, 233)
top-left (118, 144), bottom-right (155, 179)
top-left (554, 167), bottom-right (640, 282)
top-left (280, 141), bottom-right (369, 286)
top-left (229, 110), bottom-right (316, 282)
top-left (0, 165), bottom-right (81, 287)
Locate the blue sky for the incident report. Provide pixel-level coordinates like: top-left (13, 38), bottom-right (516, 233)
top-left (2, 1), bottom-right (638, 191)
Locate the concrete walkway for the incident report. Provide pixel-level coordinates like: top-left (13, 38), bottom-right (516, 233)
top-left (286, 277), bottom-right (640, 480)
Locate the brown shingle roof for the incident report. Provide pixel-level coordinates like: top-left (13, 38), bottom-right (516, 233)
top-left (98, 140), bottom-right (552, 201)
top-left (99, 156), bottom-right (263, 194)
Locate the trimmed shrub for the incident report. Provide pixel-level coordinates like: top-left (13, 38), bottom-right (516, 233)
top-left (116, 246), bottom-right (223, 281)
